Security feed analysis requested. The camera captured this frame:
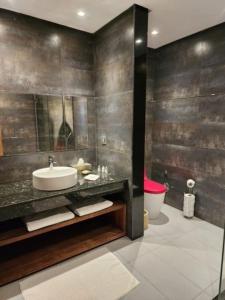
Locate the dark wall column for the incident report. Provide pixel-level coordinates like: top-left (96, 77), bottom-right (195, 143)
top-left (128, 5), bottom-right (149, 239)
top-left (94, 5), bottom-right (149, 240)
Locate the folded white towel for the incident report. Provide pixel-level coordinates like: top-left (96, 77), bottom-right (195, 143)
top-left (24, 207), bottom-right (75, 232)
top-left (74, 200), bottom-right (113, 216)
top-left (84, 174), bottom-right (100, 181)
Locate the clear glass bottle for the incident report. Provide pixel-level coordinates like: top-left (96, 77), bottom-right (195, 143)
top-left (101, 166), bottom-right (105, 179)
top-left (97, 165), bottom-right (101, 176)
top-left (105, 166), bottom-right (108, 179)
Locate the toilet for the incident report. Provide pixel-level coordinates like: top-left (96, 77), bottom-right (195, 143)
top-left (144, 172), bottom-right (167, 219)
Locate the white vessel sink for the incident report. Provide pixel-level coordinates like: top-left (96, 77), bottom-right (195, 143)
top-left (33, 166), bottom-right (77, 191)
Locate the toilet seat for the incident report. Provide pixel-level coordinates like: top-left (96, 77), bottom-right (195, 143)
top-left (144, 179), bottom-right (166, 194)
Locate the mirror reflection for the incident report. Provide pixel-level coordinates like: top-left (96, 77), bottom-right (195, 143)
top-left (73, 97), bottom-right (88, 149)
top-left (0, 93), bottom-right (89, 156)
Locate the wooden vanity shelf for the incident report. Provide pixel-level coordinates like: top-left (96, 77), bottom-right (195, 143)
top-left (0, 200), bottom-right (126, 286)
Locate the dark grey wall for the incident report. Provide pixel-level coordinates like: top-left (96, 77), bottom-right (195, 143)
top-left (145, 48), bottom-right (155, 174)
top-left (146, 23), bottom-right (225, 227)
top-left (0, 9), bottom-right (96, 183)
top-left (94, 10), bottom-right (134, 178)
top-left (0, 9), bottom-right (94, 95)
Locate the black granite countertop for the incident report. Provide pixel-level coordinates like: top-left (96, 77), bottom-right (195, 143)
top-left (0, 176), bottom-right (128, 209)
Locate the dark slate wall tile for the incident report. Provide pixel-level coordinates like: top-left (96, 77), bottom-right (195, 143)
top-left (200, 64), bottom-right (225, 96)
top-left (145, 100), bottom-right (153, 171)
top-left (145, 49), bottom-right (155, 173)
top-left (94, 10), bottom-right (134, 98)
top-left (95, 56), bottom-right (133, 97)
top-left (96, 93), bottom-right (133, 126)
top-left (152, 98), bottom-right (199, 122)
top-left (152, 122), bottom-right (225, 150)
top-left (60, 28), bottom-right (94, 71)
top-left (0, 9), bottom-right (94, 96)
top-left (96, 148), bottom-right (132, 179)
top-left (146, 49), bottom-right (155, 101)
top-left (198, 23), bottom-right (225, 68)
top-left (0, 93), bottom-right (37, 155)
top-left (154, 35), bottom-right (202, 100)
top-left (94, 12), bottom-right (133, 67)
top-left (154, 69), bottom-right (200, 100)
top-left (152, 144), bottom-right (225, 182)
top-left (61, 68), bottom-right (94, 96)
top-left (156, 34), bottom-right (201, 74)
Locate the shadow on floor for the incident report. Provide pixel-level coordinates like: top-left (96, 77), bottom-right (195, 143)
top-left (149, 212), bottom-right (169, 226)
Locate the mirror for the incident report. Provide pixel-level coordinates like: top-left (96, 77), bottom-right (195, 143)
top-left (73, 97), bottom-right (88, 149)
top-left (0, 93), bottom-right (90, 156)
top-left (64, 96), bottom-right (75, 151)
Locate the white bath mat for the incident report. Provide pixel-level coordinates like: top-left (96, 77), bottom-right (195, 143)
top-left (20, 251), bottom-right (139, 300)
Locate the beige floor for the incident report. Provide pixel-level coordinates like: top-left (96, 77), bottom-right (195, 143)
top-left (0, 204), bottom-right (224, 300)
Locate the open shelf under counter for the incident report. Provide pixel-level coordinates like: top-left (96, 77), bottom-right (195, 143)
top-left (0, 201), bottom-right (126, 286)
top-left (0, 201), bottom-right (125, 247)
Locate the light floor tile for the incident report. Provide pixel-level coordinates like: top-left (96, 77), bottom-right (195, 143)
top-left (145, 221), bottom-right (187, 241)
top-left (0, 282), bottom-right (23, 300)
top-left (161, 205), bottom-right (209, 234)
top-left (127, 251), bottom-right (201, 300)
top-left (107, 237), bottom-right (161, 263)
top-left (194, 292), bottom-right (212, 300)
top-left (183, 228), bottom-right (223, 252)
top-left (205, 279), bottom-right (220, 298)
top-left (171, 234), bottom-right (222, 272)
top-left (197, 219), bottom-right (224, 237)
top-left (161, 204), bottom-right (182, 217)
top-left (221, 277), bottom-right (225, 291)
top-left (121, 269), bottom-right (167, 300)
top-left (152, 245), bottom-right (219, 289)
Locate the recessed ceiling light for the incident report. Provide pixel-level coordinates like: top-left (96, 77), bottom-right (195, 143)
top-left (77, 10), bottom-right (86, 17)
top-left (135, 38), bottom-right (143, 44)
top-left (151, 30), bottom-right (159, 35)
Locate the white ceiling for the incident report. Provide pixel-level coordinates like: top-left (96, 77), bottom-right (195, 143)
top-left (0, 0), bottom-right (225, 48)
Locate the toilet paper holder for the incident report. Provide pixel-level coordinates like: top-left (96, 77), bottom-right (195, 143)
top-left (183, 179), bottom-right (196, 218)
top-left (187, 179), bottom-right (195, 194)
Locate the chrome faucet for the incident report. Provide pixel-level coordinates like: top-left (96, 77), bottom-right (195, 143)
top-left (48, 155), bottom-right (56, 170)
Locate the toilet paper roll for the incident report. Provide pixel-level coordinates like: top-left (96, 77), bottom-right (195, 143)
top-left (183, 193), bottom-right (195, 218)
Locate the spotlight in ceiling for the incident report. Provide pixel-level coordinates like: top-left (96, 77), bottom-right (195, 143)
top-left (151, 30), bottom-right (159, 36)
top-left (77, 10), bottom-right (86, 17)
top-left (135, 38), bottom-right (143, 44)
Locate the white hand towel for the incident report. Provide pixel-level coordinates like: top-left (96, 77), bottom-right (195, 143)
top-left (74, 200), bottom-right (113, 216)
top-left (24, 207), bottom-right (75, 232)
top-left (84, 174), bottom-right (99, 181)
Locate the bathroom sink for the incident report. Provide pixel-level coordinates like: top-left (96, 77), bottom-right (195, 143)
top-left (33, 167), bottom-right (77, 191)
